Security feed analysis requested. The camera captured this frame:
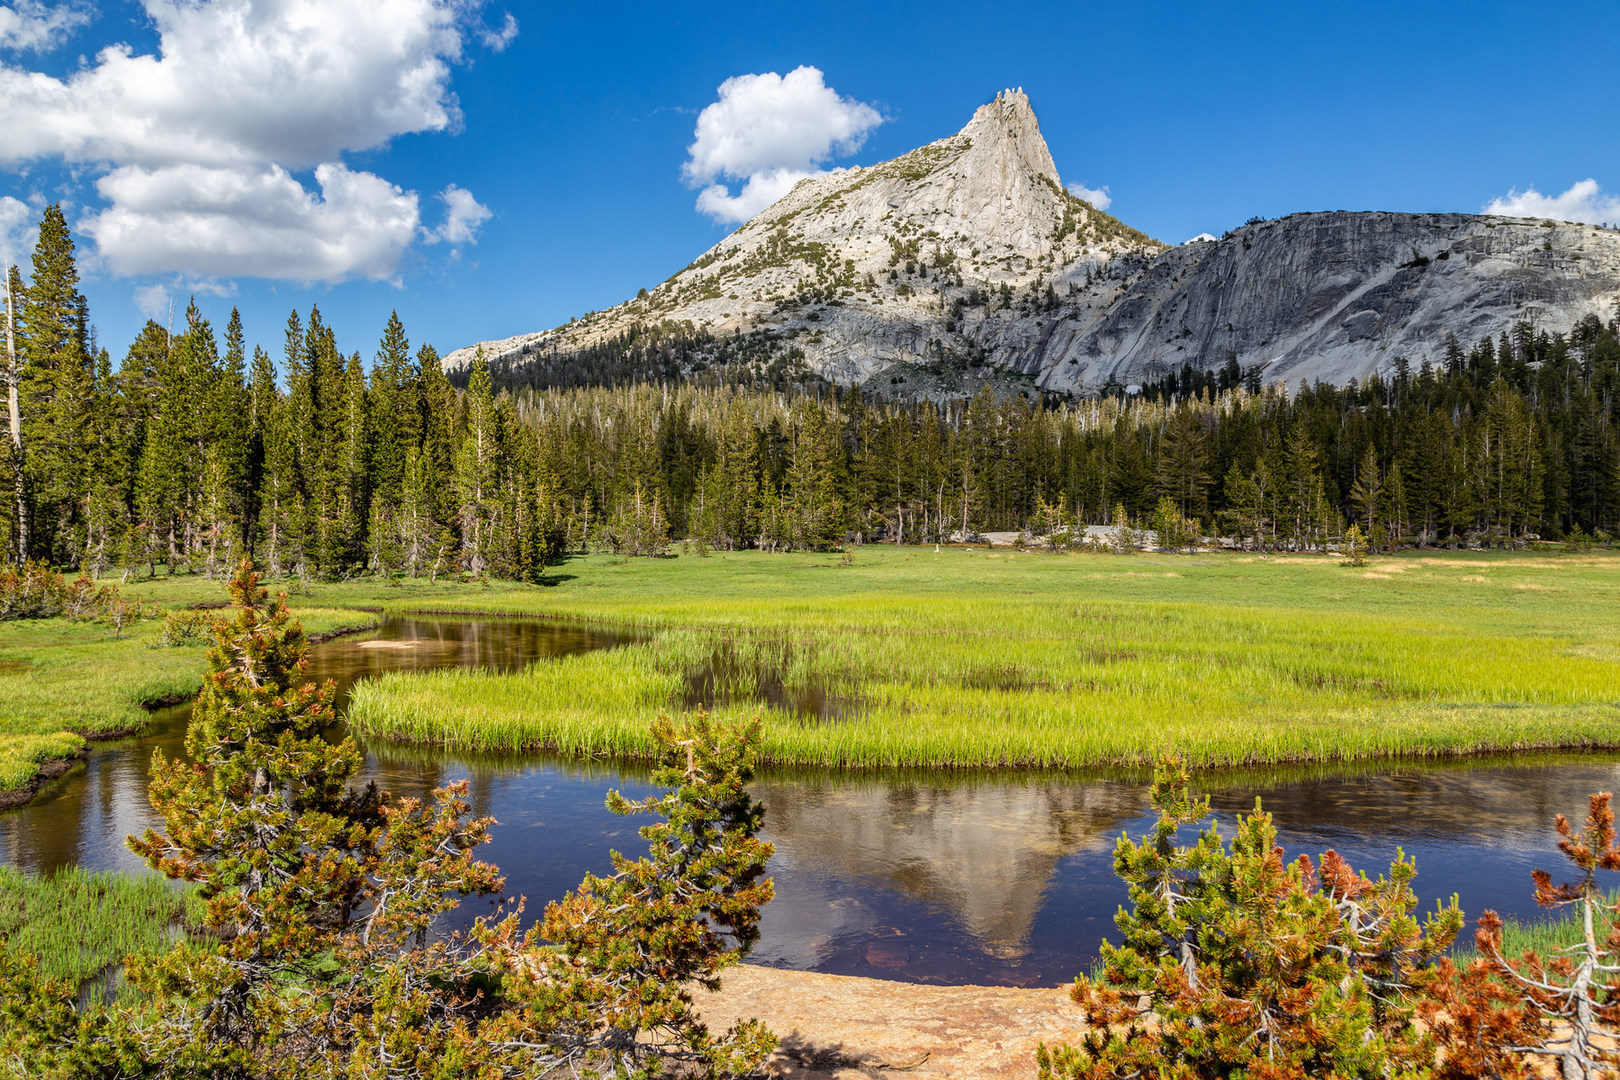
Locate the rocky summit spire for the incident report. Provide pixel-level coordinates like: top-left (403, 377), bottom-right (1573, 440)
top-left (448, 89), bottom-right (1159, 380)
top-left (960, 88), bottom-right (1060, 188)
top-left (864, 87), bottom-right (1072, 259)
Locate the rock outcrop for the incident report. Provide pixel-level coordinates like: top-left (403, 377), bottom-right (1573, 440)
top-left (448, 90), bottom-right (1620, 393)
top-left (1027, 211), bottom-right (1620, 391)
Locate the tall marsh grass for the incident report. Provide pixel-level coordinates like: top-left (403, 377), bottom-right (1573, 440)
top-left (0, 866), bottom-right (194, 1001)
top-left (1454, 891), bottom-right (1620, 964)
top-left (346, 548), bottom-right (1620, 770)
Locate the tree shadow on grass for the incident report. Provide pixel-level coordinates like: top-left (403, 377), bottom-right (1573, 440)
top-left (535, 574), bottom-right (577, 587)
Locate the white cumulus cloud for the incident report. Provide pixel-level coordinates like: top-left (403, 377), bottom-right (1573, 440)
top-left (1066, 182), bottom-right (1111, 211)
top-left (1184, 232), bottom-right (1217, 245)
top-left (86, 162), bottom-right (421, 282)
top-left (0, 1), bottom-right (92, 53)
top-left (0, 0), bottom-right (511, 282)
top-left (0, 194), bottom-right (38, 270)
top-left (694, 167), bottom-right (819, 225)
top-left (684, 65), bottom-right (882, 225)
top-left (1484, 179), bottom-right (1620, 225)
top-left (132, 275), bottom-right (234, 321)
top-left (422, 183), bottom-right (491, 246)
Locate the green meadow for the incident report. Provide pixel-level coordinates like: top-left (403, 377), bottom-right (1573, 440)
top-left (2, 548), bottom-right (1619, 995)
top-left (6, 546), bottom-right (1620, 792)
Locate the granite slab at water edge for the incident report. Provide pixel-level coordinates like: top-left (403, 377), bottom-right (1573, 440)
top-left (695, 965), bottom-right (1076, 1079)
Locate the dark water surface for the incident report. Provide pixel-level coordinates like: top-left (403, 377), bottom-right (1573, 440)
top-left (1, 616), bottom-right (1615, 988)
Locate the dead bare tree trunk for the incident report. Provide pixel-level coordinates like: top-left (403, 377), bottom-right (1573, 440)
top-left (3, 272), bottom-right (25, 567)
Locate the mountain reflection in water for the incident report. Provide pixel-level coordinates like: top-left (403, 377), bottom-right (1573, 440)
top-left (739, 758), bottom-right (1620, 984)
top-left (1, 617), bottom-right (1617, 987)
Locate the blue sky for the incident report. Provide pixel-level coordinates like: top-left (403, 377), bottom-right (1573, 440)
top-left (2, 0), bottom-right (1617, 366)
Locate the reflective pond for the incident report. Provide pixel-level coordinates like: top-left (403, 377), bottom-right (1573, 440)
top-left (1, 616), bottom-right (1614, 987)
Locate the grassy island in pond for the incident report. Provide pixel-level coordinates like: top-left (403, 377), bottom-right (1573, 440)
top-left (99, 545), bottom-right (1616, 772)
top-left (335, 547), bottom-right (1620, 768)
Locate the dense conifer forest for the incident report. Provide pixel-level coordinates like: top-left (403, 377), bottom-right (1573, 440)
top-left (4, 205), bottom-right (1618, 581)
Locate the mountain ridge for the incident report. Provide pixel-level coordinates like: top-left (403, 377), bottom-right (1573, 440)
top-left (449, 90), bottom-right (1620, 392)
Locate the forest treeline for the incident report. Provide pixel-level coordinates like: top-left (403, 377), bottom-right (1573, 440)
top-left (3, 205), bottom-right (1619, 581)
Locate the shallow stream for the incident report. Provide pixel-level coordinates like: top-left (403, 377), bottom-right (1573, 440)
top-left (1, 615), bottom-right (1613, 988)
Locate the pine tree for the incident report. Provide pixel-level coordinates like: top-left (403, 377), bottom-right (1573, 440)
top-left (18, 205), bottom-right (85, 412)
top-left (783, 400), bottom-right (847, 550)
top-left (211, 309), bottom-right (251, 555)
top-left (80, 347), bottom-right (124, 576)
top-left (397, 444), bottom-right (451, 577)
top-left (133, 330), bottom-right (185, 572)
top-left (504, 412), bottom-right (543, 579)
top-left (1041, 760), bottom-right (1463, 1080)
top-left (302, 308), bottom-right (348, 573)
top-left (1475, 793), bottom-right (1620, 1079)
top-left (533, 712), bottom-right (776, 1078)
top-left (693, 402), bottom-right (746, 550)
top-left (19, 206), bottom-right (92, 563)
top-left (4, 569), bottom-right (780, 1077)
top-left (416, 343), bottom-right (457, 527)
top-left (1154, 405), bottom-right (1211, 521)
top-left (1479, 377), bottom-right (1543, 542)
top-left (245, 344), bottom-right (278, 553)
top-left (1282, 420), bottom-right (1322, 548)
top-left (332, 351), bottom-right (370, 571)
top-left (1384, 459), bottom-right (1409, 545)
top-left (1221, 462), bottom-right (1261, 547)
top-left (125, 561), bottom-right (503, 1074)
top-left (1107, 413), bottom-right (1151, 517)
top-left (1443, 331), bottom-right (1465, 377)
top-left (1350, 444), bottom-right (1383, 535)
top-left (0, 220), bottom-right (1609, 580)
top-left (368, 311), bottom-right (412, 508)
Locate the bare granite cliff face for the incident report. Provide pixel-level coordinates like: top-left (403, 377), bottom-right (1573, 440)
top-left (448, 91), bottom-right (1620, 392)
top-left (1019, 211), bottom-right (1620, 391)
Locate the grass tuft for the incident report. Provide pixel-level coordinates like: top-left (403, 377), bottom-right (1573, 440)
top-left (0, 865), bottom-right (196, 1001)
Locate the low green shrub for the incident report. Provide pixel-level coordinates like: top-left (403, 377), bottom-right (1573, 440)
top-left (150, 609), bottom-right (211, 648)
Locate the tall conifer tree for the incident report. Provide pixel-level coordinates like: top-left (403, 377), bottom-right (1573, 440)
top-left (368, 312), bottom-right (412, 507)
top-left (20, 205), bottom-right (91, 562)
